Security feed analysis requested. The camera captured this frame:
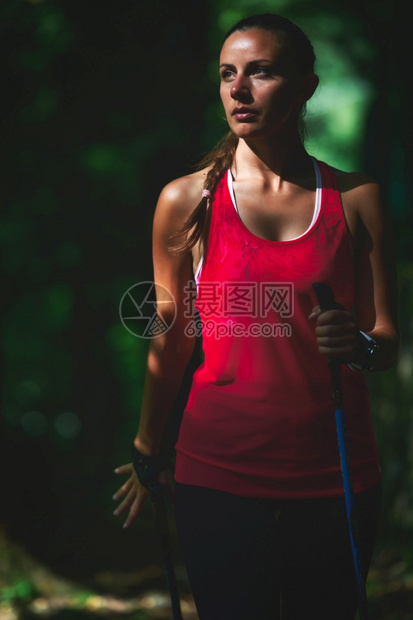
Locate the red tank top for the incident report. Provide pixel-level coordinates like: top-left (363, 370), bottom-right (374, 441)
top-left (174, 159), bottom-right (381, 498)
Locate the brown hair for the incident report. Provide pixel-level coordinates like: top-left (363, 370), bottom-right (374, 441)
top-left (171, 131), bottom-right (238, 253)
top-left (171, 13), bottom-right (316, 254)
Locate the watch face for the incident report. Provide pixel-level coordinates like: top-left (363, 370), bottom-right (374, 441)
top-left (364, 340), bottom-right (379, 371)
top-left (352, 333), bottom-right (379, 372)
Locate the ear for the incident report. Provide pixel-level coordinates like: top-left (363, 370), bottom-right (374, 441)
top-left (300, 73), bottom-right (319, 103)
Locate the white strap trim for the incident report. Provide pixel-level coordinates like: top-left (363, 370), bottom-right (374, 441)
top-left (227, 158), bottom-right (321, 241)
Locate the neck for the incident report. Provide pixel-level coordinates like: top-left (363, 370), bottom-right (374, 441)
top-left (233, 131), bottom-right (312, 182)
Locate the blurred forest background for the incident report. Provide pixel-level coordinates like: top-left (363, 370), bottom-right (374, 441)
top-left (0, 0), bottom-right (412, 618)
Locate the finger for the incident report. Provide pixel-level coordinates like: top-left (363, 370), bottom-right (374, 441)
top-left (317, 334), bottom-right (355, 347)
top-left (315, 321), bottom-right (356, 338)
top-left (316, 309), bottom-right (353, 326)
top-left (308, 305), bottom-right (321, 321)
top-left (316, 330), bottom-right (358, 351)
top-left (114, 462), bottom-right (133, 475)
top-left (112, 476), bottom-right (134, 501)
top-left (317, 334), bottom-right (359, 360)
top-left (123, 489), bottom-right (149, 529)
top-left (113, 484), bottom-right (138, 517)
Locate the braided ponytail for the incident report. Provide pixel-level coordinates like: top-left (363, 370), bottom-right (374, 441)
top-left (171, 13), bottom-right (316, 254)
top-left (170, 131), bottom-right (238, 254)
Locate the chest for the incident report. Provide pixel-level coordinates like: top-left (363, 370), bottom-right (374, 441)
top-left (231, 181), bottom-right (317, 243)
top-left (191, 171), bottom-right (359, 275)
top-left (231, 180), bottom-right (359, 250)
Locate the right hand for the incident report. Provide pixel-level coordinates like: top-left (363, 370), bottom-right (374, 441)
top-left (112, 462), bottom-right (174, 529)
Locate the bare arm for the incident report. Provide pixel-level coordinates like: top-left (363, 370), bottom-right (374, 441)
top-left (113, 173), bottom-right (204, 526)
top-left (351, 177), bottom-right (399, 368)
top-left (311, 174), bottom-right (400, 370)
top-left (135, 179), bottom-right (200, 455)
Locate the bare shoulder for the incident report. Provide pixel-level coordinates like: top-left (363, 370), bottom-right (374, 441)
top-left (155, 168), bottom-right (208, 222)
top-left (336, 168), bottom-right (387, 224)
top-left (336, 168), bottom-right (381, 198)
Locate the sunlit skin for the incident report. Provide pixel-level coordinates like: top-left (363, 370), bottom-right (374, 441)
top-left (113, 28), bottom-right (399, 528)
top-left (219, 28), bottom-right (317, 143)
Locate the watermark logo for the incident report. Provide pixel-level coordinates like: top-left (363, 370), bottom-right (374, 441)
top-left (119, 282), bottom-right (176, 339)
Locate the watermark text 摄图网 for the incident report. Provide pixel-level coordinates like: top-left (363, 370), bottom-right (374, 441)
top-left (183, 281), bottom-right (293, 319)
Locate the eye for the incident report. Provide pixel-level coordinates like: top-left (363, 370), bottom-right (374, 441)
top-left (251, 65), bottom-right (272, 77)
top-left (220, 69), bottom-right (235, 81)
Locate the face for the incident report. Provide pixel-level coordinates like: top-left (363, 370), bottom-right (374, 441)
top-left (219, 28), bottom-right (316, 140)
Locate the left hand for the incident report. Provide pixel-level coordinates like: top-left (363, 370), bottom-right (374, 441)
top-left (112, 462), bottom-right (149, 528)
top-left (309, 306), bottom-right (359, 362)
top-left (112, 462), bottom-right (175, 529)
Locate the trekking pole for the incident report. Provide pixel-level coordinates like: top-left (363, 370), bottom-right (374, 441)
top-left (132, 447), bottom-right (183, 620)
top-left (149, 483), bottom-right (183, 620)
top-left (313, 283), bottom-right (369, 620)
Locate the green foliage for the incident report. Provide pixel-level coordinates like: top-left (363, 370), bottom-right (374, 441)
top-left (1, 284), bottom-right (75, 426)
top-left (206, 0), bottom-right (377, 171)
top-left (0, 0), bottom-right (412, 597)
top-left (106, 323), bottom-right (148, 416)
top-left (12, 1), bottom-right (75, 72)
top-left (19, 85), bottom-right (60, 122)
top-left (0, 579), bottom-right (37, 603)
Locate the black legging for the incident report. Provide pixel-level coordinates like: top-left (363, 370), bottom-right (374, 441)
top-left (174, 482), bottom-right (381, 620)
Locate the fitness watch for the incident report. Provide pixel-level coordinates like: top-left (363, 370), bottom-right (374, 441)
top-left (349, 331), bottom-right (379, 372)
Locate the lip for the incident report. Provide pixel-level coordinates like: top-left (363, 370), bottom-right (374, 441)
top-left (232, 107), bottom-right (257, 120)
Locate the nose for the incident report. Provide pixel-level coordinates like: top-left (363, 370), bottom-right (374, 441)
top-left (230, 73), bottom-right (251, 100)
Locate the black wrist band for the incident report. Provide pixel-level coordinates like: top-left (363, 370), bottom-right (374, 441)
top-left (131, 444), bottom-right (169, 491)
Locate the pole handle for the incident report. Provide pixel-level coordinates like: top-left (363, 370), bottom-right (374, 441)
top-left (312, 283), bottom-right (343, 403)
top-left (312, 282), bottom-right (343, 311)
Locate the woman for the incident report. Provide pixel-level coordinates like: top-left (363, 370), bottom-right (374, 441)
top-left (113, 13), bottom-right (399, 620)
